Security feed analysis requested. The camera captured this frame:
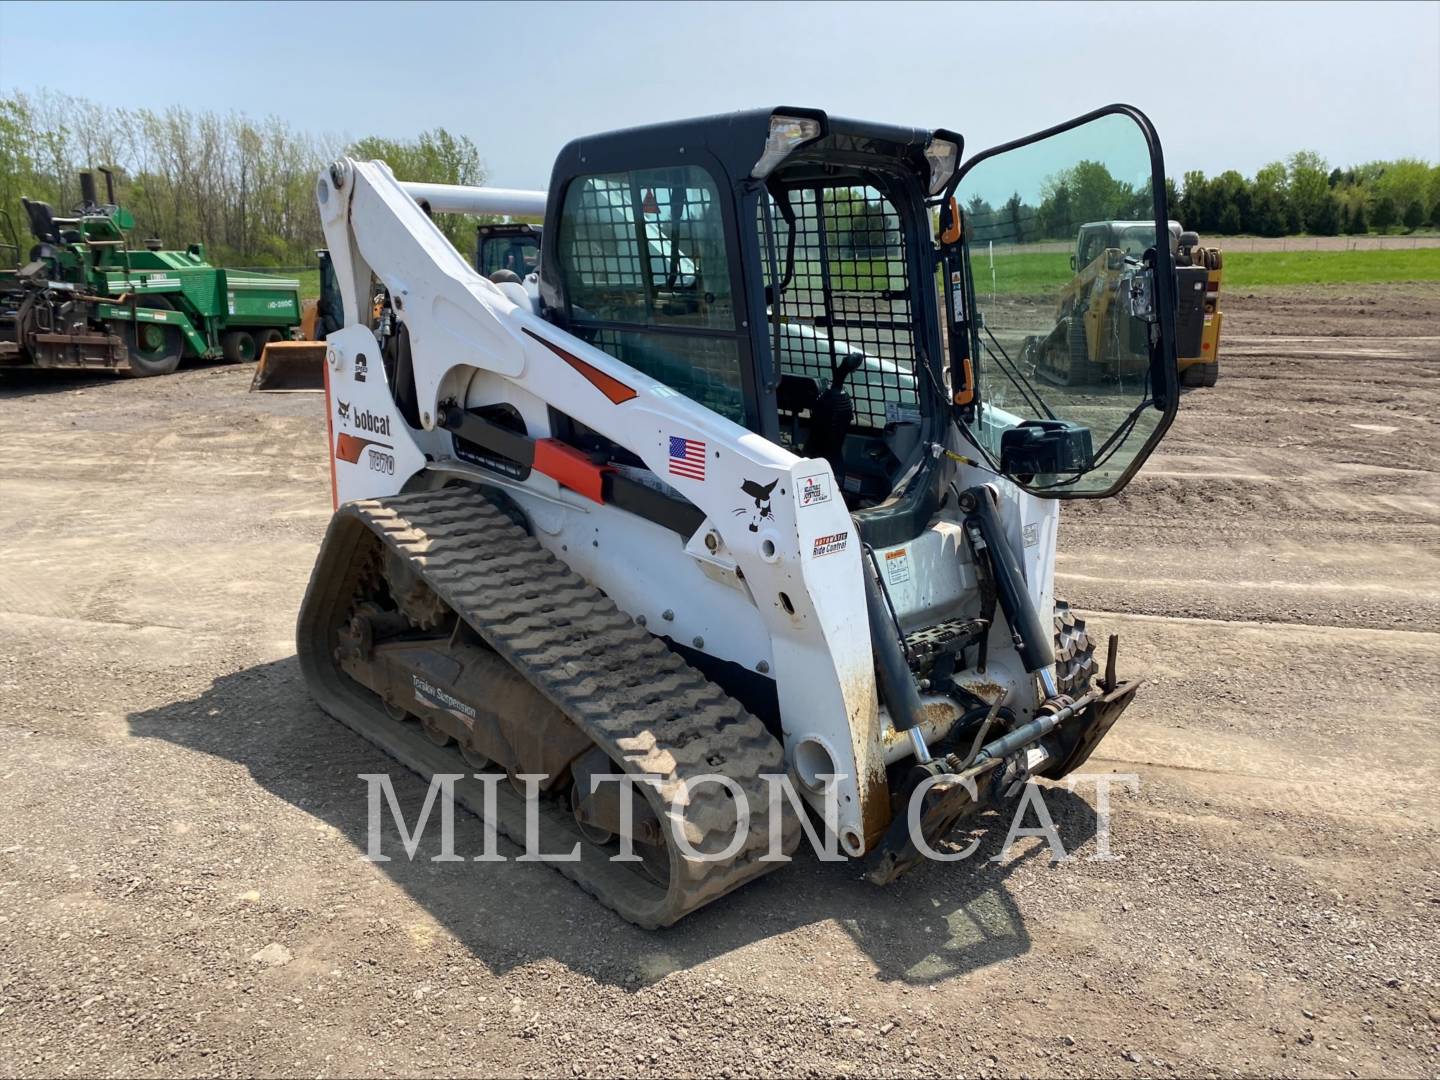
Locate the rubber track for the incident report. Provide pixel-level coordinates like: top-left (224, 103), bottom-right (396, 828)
top-left (297, 485), bottom-right (797, 927)
top-left (1053, 599), bottom-right (1096, 697)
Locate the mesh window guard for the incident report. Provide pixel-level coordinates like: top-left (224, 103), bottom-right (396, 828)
top-left (758, 185), bottom-right (920, 430)
top-left (558, 166), bottom-right (746, 423)
top-left (561, 169), bottom-right (733, 330)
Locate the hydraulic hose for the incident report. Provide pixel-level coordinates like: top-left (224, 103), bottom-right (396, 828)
top-left (958, 688), bottom-right (1099, 781)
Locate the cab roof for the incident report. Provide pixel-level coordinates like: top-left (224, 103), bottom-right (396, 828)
top-left (549, 107), bottom-right (961, 191)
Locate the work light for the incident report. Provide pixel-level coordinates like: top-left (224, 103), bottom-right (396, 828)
top-left (752, 114), bottom-right (823, 179)
top-left (925, 138), bottom-right (959, 196)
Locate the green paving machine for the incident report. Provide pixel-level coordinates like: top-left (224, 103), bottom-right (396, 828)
top-left (0, 170), bottom-right (302, 377)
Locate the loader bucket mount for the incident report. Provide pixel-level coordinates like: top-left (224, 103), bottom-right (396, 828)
top-left (250, 340), bottom-right (327, 392)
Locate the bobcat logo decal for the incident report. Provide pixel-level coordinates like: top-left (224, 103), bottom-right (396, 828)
top-left (734, 478), bottom-right (778, 533)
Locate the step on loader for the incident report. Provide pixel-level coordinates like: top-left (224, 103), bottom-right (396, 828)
top-left (297, 105), bottom-right (1210, 926)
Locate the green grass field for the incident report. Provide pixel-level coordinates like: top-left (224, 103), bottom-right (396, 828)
top-left (291, 246), bottom-right (1440, 307)
top-left (974, 247), bottom-right (1440, 294)
top-left (969, 253), bottom-right (1074, 295)
top-left (1218, 248), bottom-right (1440, 287)
top-left (296, 269), bottom-right (320, 302)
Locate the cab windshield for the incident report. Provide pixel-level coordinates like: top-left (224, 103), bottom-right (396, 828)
top-left (1079, 222), bottom-right (1156, 266)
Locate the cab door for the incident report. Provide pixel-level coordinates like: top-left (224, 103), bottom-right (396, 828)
top-left (942, 105), bottom-right (1179, 498)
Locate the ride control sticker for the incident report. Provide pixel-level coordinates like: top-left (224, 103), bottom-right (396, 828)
top-left (812, 531), bottom-right (849, 558)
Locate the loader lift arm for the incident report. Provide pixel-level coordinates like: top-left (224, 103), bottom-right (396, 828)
top-left (313, 151), bottom-right (886, 859)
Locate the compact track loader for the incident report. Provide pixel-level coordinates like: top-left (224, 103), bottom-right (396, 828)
top-left (299, 105), bottom-right (1201, 927)
top-left (1021, 220), bottom-right (1224, 389)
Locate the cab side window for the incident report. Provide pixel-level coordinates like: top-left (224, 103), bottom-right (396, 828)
top-left (1079, 229), bottom-right (1107, 267)
top-left (557, 165), bottom-right (747, 424)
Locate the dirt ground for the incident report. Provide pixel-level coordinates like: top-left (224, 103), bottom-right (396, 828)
top-left (1, 284), bottom-right (1437, 1079)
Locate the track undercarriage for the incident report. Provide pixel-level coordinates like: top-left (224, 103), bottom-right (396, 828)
top-left (296, 484), bottom-right (798, 928)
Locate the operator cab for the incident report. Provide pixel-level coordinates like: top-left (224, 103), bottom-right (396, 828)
top-left (538, 108), bottom-right (952, 532)
top-left (1075, 220), bottom-right (1182, 269)
top-left (538, 105), bottom-right (1182, 510)
top-left (476, 223), bottom-right (541, 282)
top-left (752, 115), bottom-right (954, 516)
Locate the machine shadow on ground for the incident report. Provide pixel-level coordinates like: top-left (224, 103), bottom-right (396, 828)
top-left (128, 656), bottom-right (1102, 989)
top-left (0, 359), bottom-right (236, 398)
top-left (0, 368), bottom-right (119, 396)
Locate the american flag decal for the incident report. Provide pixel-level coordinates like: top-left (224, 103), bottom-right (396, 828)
top-left (668, 435), bottom-right (706, 481)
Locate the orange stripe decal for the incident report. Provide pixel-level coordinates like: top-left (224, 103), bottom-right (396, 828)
top-left (532, 438), bottom-right (611, 503)
top-left (335, 431), bottom-right (392, 464)
top-left (523, 327), bottom-right (637, 404)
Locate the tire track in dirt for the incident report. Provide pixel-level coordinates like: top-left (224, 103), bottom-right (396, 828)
top-left (1058, 576), bottom-right (1438, 633)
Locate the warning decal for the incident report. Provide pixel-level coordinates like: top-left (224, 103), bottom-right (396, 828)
top-left (884, 547), bottom-right (911, 585)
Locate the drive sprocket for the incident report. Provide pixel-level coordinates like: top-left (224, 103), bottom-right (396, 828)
top-left (383, 546), bottom-right (448, 630)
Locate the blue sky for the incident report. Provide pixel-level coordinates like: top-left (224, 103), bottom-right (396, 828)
top-left (2, 0), bottom-right (1436, 191)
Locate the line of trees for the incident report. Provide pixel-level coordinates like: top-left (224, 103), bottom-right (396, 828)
top-left (1178, 152), bottom-right (1440, 237)
top-left (966, 161), bottom-right (1154, 245)
top-left (3, 87), bottom-right (1437, 268)
top-left (967, 153), bottom-right (1440, 246)
top-left (0, 89), bottom-right (487, 266)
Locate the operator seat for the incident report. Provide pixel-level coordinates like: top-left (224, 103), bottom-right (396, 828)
top-left (20, 198), bottom-right (61, 245)
top-left (803, 354), bottom-right (864, 490)
top-left (776, 373), bottom-right (820, 414)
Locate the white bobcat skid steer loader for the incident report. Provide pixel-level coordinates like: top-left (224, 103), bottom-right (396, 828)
top-left (298, 105), bottom-right (1187, 927)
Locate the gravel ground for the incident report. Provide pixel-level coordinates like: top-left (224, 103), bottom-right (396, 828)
top-left (0, 285), bottom-right (1437, 1078)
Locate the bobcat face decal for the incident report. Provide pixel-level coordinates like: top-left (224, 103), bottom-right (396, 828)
top-left (734, 478), bottom-right (778, 533)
